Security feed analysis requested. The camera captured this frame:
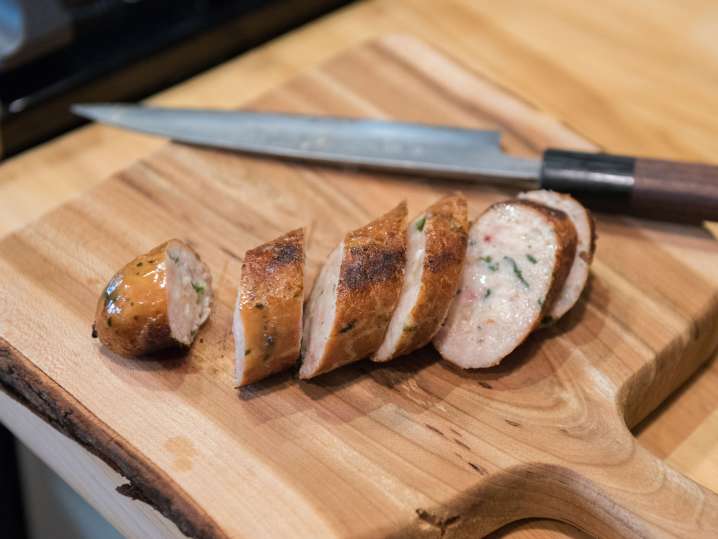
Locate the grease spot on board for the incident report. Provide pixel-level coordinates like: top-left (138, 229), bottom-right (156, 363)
top-left (164, 436), bottom-right (197, 472)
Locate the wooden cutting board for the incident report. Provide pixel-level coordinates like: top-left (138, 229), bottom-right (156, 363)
top-left (2, 35), bottom-right (718, 539)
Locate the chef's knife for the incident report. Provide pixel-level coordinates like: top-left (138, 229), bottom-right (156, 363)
top-left (73, 104), bottom-right (718, 223)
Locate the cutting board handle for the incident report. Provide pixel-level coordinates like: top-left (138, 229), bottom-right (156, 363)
top-left (568, 449), bottom-right (717, 538)
top-left (517, 428), bottom-right (718, 538)
top-left (445, 426), bottom-right (718, 538)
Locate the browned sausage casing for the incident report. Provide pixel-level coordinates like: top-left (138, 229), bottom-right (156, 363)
top-left (373, 194), bottom-right (468, 362)
top-left (233, 229), bottom-right (304, 386)
top-left (94, 239), bottom-right (212, 357)
top-left (300, 202), bottom-right (407, 379)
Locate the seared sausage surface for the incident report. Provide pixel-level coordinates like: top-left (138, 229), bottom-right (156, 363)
top-left (300, 203), bottom-right (407, 379)
top-left (373, 194), bottom-right (468, 362)
top-left (94, 239), bottom-right (212, 357)
top-left (234, 229), bottom-right (304, 386)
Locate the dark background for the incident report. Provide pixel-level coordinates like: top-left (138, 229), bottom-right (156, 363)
top-left (0, 0), bottom-right (352, 158)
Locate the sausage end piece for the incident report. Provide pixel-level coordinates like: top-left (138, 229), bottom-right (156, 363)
top-left (94, 239), bottom-right (212, 357)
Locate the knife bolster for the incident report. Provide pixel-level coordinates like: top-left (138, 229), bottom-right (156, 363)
top-left (539, 149), bottom-right (635, 212)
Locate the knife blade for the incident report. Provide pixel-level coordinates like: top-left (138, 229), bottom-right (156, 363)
top-left (73, 103), bottom-right (718, 223)
top-left (72, 104), bottom-right (540, 184)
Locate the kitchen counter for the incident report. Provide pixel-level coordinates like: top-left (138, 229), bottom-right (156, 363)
top-left (1, 1), bottom-right (717, 537)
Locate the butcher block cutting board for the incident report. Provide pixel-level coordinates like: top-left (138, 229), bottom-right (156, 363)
top-left (2, 35), bottom-right (718, 539)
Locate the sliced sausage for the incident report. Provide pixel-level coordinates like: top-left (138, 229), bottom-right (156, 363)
top-left (233, 229), bottom-right (304, 386)
top-left (373, 194), bottom-right (468, 362)
top-left (518, 190), bottom-right (596, 322)
top-left (299, 202), bottom-right (407, 379)
top-left (94, 239), bottom-right (212, 357)
top-left (433, 200), bottom-right (576, 369)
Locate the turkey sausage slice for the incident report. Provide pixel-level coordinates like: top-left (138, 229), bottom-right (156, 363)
top-left (518, 190), bottom-right (596, 322)
top-left (233, 228), bottom-right (304, 386)
top-left (94, 239), bottom-right (212, 357)
top-left (433, 200), bottom-right (576, 369)
top-left (373, 194), bottom-right (468, 362)
top-left (300, 202), bottom-right (407, 379)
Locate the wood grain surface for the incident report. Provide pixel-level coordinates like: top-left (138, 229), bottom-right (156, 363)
top-left (2, 35), bottom-right (718, 538)
top-left (5, 14), bottom-right (718, 530)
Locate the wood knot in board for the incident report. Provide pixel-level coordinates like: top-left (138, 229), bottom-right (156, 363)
top-left (453, 438), bottom-right (470, 450)
top-left (425, 423), bottom-right (445, 437)
top-left (415, 508), bottom-right (461, 537)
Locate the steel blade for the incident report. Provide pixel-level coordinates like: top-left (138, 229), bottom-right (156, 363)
top-left (73, 104), bottom-right (541, 184)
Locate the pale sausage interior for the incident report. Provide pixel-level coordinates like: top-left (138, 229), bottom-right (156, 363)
top-left (233, 296), bottom-right (247, 380)
top-left (374, 214), bottom-right (427, 361)
top-left (520, 190), bottom-right (592, 320)
top-left (300, 243), bottom-right (343, 377)
top-left (435, 204), bottom-right (559, 368)
top-left (166, 243), bottom-right (212, 345)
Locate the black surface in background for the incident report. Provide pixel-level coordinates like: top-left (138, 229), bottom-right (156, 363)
top-left (0, 424), bottom-right (27, 539)
top-left (0, 0), bottom-right (353, 158)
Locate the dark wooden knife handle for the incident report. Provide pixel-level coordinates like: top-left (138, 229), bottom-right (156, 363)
top-left (540, 149), bottom-right (718, 223)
